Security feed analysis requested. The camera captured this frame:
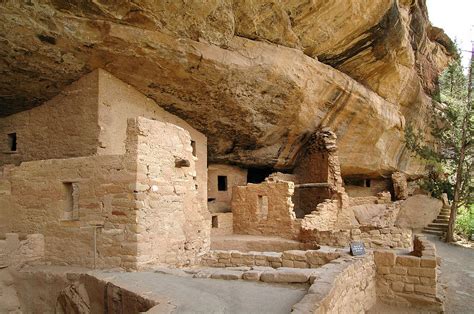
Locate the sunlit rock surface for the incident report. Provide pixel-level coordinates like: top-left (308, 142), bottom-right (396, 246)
top-left (0, 0), bottom-right (453, 176)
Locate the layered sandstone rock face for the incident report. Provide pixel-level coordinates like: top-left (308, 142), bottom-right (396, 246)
top-left (0, 0), bottom-right (452, 177)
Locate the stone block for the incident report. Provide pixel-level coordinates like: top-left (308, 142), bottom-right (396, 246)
top-left (294, 261), bottom-right (309, 268)
top-left (282, 259), bottom-right (294, 268)
top-left (414, 284), bottom-right (436, 295)
top-left (396, 255), bottom-right (420, 267)
top-left (374, 251), bottom-right (396, 266)
top-left (260, 268), bottom-right (312, 283)
top-left (282, 250), bottom-right (307, 261)
top-left (242, 270), bottom-right (262, 281)
top-left (377, 266), bottom-right (390, 275)
top-left (420, 257), bottom-right (437, 268)
top-left (392, 281), bottom-right (404, 292)
top-left (404, 283), bottom-right (414, 292)
top-left (210, 270), bottom-right (243, 280)
top-left (420, 277), bottom-right (436, 286)
top-left (391, 266), bottom-right (407, 275)
top-left (408, 267), bottom-right (436, 278)
top-left (404, 276), bottom-right (420, 284)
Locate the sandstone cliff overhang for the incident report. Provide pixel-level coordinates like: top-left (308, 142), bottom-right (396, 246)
top-left (0, 1), bottom-right (453, 177)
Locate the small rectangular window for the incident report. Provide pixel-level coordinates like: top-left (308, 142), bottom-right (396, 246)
top-left (217, 175), bottom-right (227, 191)
top-left (7, 133), bottom-right (16, 151)
top-left (191, 140), bottom-right (197, 157)
top-left (365, 179), bottom-right (371, 187)
top-left (212, 215), bottom-right (218, 228)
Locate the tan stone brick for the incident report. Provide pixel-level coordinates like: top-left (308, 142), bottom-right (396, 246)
top-left (377, 266), bottom-right (390, 275)
top-left (294, 261), bottom-right (308, 268)
top-left (396, 255), bottom-right (420, 267)
top-left (420, 257), bottom-right (437, 268)
top-left (420, 277), bottom-right (436, 286)
top-left (282, 259), bottom-right (294, 267)
top-left (392, 281), bottom-right (404, 292)
top-left (374, 251), bottom-right (396, 266)
top-left (391, 266), bottom-right (407, 275)
top-left (407, 267), bottom-right (436, 278)
top-left (404, 283), bottom-right (414, 292)
top-left (404, 276), bottom-right (420, 284)
top-left (414, 284), bottom-right (436, 295)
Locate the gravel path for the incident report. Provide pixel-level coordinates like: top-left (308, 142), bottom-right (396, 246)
top-left (426, 235), bottom-right (474, 314)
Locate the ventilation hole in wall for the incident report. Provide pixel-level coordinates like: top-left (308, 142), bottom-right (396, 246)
top-left (212, 215), bottom-right (218, 228)
top-left (217, 175), bottom-right (227, 191)
top-left (208, 198), bottom-right (216, 202)
top-left (365, 179), bottom-right (371, 187)
top-left (191, 140), bottom-right (197, 157)
top-left (7, 133), bottom-right (16, 151)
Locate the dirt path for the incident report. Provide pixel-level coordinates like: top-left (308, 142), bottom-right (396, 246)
top-left (426, 235), bottom-right (474, 314)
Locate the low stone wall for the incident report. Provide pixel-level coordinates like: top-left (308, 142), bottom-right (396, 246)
top-left (292, 254), bottom-right (377, 313)
top-left (0, 233), bottom-right (44, 267)
top-left (374, 235), bottom-right (442, 311)
top-left (301, 227), bottom-right (412, 249)
top-left (201, 248), bottom-right (343, 269)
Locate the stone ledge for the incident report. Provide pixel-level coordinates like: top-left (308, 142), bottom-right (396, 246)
top-left (201, 247), bottom-right (345, 269)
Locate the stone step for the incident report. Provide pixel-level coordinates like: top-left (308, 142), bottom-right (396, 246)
top-left (422, 229), bottom-right (444, 236)
top-left (427, 223), bottom-right (448, 230)
top-left (434, 219), bottom-right (450, 224)
top-left (437, 215), bottom-right (450, 219)
top-left (439, 211), bottom-right (450, 216)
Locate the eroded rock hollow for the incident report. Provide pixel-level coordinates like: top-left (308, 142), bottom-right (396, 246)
top-left (0, 0), bottom-right (453, 177)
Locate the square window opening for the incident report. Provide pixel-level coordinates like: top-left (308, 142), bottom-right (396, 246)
top-left (217, 175), bottom-right (227, 191)
top-left (7, 133), bottom-right (16, 151)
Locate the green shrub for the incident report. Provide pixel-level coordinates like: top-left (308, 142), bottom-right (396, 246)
top-left (455, 204), bottom-right (474, 238)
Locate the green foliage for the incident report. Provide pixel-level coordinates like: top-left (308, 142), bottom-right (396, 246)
top-left (404, 41), bottom-right (473, 239)
top-left (455, 204), bottom-right (474, 238)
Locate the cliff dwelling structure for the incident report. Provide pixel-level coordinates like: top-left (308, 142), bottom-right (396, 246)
top-left (0, 1), bottom-right (468, 313)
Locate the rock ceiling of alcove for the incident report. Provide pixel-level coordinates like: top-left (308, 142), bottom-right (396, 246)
top-left (0, 1), bottom-right (453, 177)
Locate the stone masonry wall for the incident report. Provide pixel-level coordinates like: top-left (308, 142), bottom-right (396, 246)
top-left (374, 235), bottom-right (442, 311)
top-left (0, 71), bottom-right (100, 166)
top-left (132, 117), bottom-right (210, 268)
top-left (292, 254), bottom-right (377, 313)
top-left (300, 227), bottom-right (412, 249)
top-left (97, 69), bottom-right (208, 211)
top-left (208, 164), bottom-right (247, 213)
top-left (201, 248), bottom-right (342, 269)
top-left (0, 117), bottom-right (209, 269)
top-left (232, 181), bottom-right (300, 239)
top-left (0, 152), bottom-right (138, 269)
